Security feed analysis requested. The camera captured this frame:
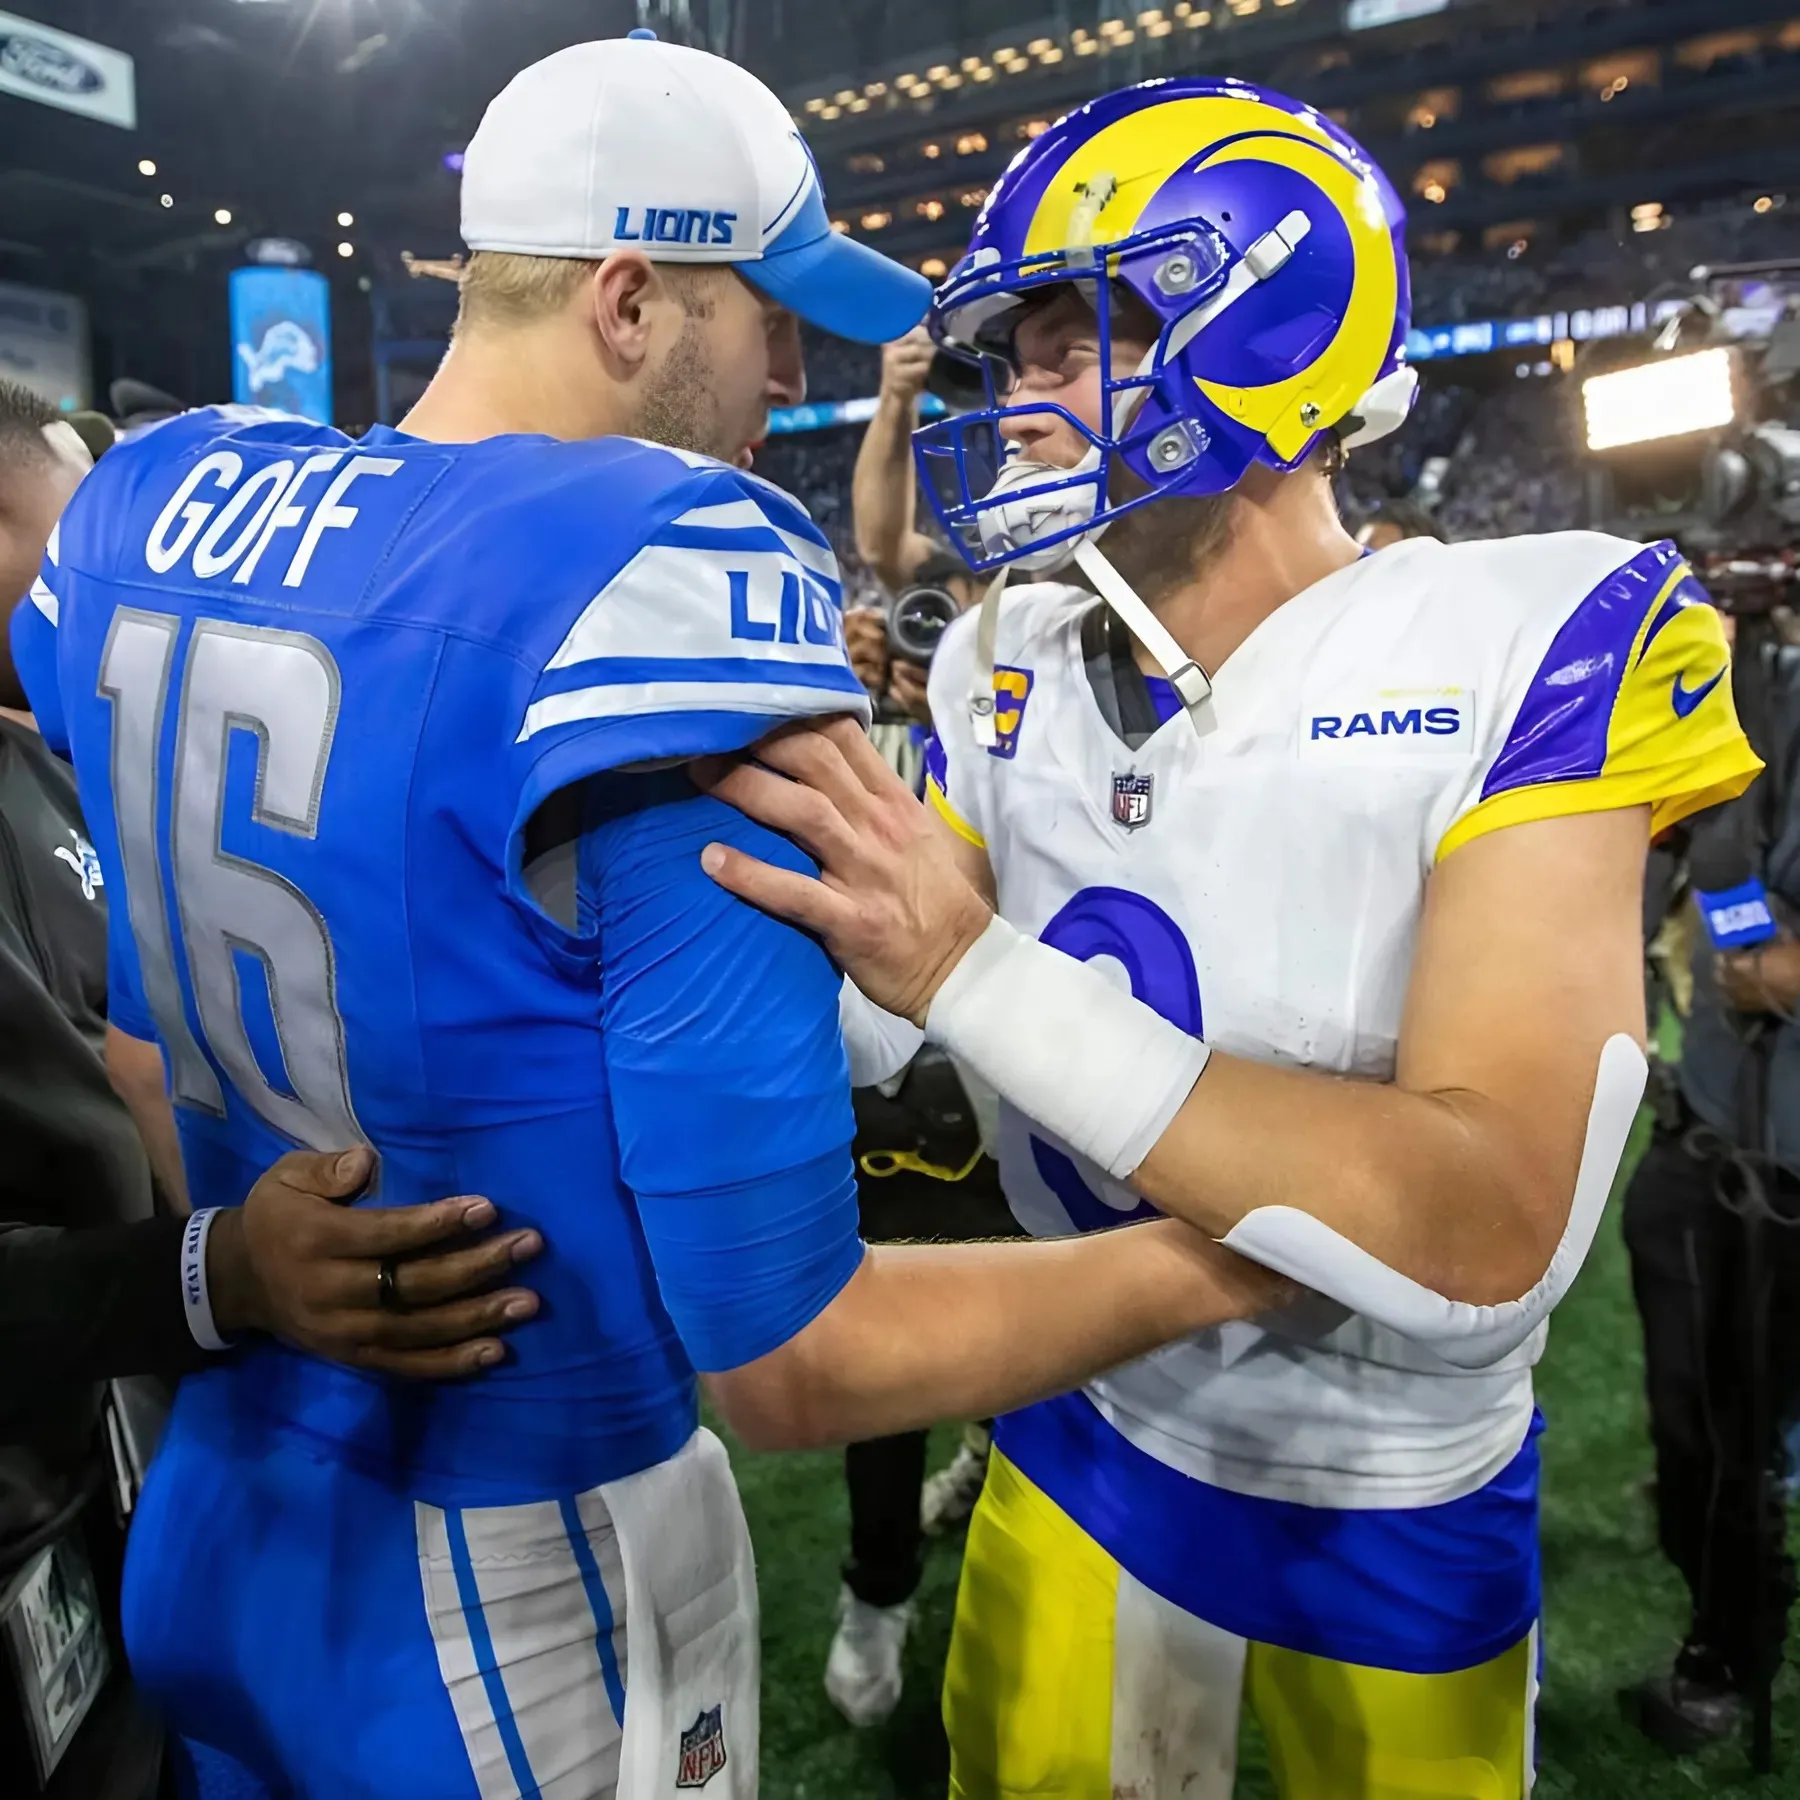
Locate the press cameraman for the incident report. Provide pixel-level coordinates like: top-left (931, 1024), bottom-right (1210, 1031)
top-left (822, 371), bottom-right (1011, 1728)
top-left (1619, 588), bottom-right (1800, 1761)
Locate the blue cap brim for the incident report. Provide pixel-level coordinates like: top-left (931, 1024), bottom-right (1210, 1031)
top-left (743, 229), bottom-right (931, 344)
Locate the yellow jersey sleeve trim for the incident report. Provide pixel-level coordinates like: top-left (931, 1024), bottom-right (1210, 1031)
top-left (1436, 737), bottom-right (1763, 861)
top-left (928, 775), bottom-right (987, 849)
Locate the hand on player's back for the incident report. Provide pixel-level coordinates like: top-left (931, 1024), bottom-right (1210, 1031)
top-left (206, 1146), bottom-right (543, 1378)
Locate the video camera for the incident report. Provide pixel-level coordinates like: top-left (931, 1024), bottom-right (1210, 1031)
top-left (1581, 257), bottom-right (1800, 574)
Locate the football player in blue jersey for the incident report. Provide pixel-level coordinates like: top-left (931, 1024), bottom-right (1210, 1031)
top-left (8, 35), bottom-right (1289, 1800)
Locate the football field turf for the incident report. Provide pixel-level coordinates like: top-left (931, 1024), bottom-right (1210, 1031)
top-left (726, 1111), bottom-right (1798, 1797)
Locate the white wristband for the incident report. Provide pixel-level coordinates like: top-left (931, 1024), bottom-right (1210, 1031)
top-left (923, 915), bottom-right (1210, 1179)
top-left (180, 1207), bottom-right (233, 1353)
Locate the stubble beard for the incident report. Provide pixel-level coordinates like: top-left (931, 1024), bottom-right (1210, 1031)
top-left (1095, 484), bottom-right (1239, 609)
top-left (635, 316), bottom-right (756, 466)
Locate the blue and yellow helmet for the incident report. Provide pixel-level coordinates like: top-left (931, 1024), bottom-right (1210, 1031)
top-left (913, 76), bottom-right (1415, 571)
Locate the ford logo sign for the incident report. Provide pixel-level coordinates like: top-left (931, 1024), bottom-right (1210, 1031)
top-left (0, 33), bottom-right (104, 95)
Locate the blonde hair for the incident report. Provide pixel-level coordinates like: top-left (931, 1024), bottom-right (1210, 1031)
top-left (455, 251), bottom-right (601, 331)
top-left (454, 250), bottom-right (724, 332)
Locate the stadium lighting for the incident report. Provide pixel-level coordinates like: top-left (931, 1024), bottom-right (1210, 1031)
top-left (921, 257), bottom-right (948, 278)
top-left (916, 199), bottom-right (945, 220)
top-left (137, 158), bottom-right (157, 177)
top-left (1582, 349), bottom-right (1735, 452)
top-left (829, 218), bottom-right (850, 234)
top-left (960, 56), bottom-right (981, 71)
top-left (819, 104), bottom-right (841, 119)
top-left (1185, 7), bottom-right (1213, 23)
top-left (336, 241), bottom-right (355, 258)
top-left (926, 64), bottom-right (951, 79)
top-left (860, 211), bottom-right (891, 230)
top-left (972, 65), bottom-right (994, 81)
top-left (214, 208), bottom-right (232, 225)
top-left (922, 141), bottom-right (942, 158)
top-left (159, 193), bottom-right (173, 208)
top-left (1755, 195), bottom-right (1775, 213)
top-left (1138, 8), bottom-right (1165, 22)
top-left (337, 210), bottom-right (355, 227)
top-left (1028, 38), bottom-right (1053, 53)
top-left (804, 97), bottom-right (825, 113)
top-left (1147, 17), bottom-right (1174, 32)
top-left (848, 96), bottom-right (870, 111)
top-left (834, 89), bottom-right (856, 104)
top-left (1041, 45), bottom-right (1065, 61)
top-left (1631, 201), bottom-right (1665, 234)
top-left (1075, 37), bottom-right (1099, 53)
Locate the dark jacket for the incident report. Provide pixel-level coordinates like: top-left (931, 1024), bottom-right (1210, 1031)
top-left (0, 717), bottom-right (152, 1230)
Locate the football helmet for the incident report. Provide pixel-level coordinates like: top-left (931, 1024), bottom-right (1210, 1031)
top-left (912, 76), bottom-right (1415, 576)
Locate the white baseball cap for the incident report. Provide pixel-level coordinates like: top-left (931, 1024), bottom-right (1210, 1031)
top-left (461, 31), bottom-right (930, 345)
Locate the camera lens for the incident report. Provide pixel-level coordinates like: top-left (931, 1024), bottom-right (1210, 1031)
top-left (888, 585), bottom-right (962, 667)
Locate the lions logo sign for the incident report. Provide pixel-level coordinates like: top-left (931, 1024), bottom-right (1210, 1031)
top-left (675, 1705), bottom-right (727, 1789)
top-left (229, 265), bottom-right (334, 424)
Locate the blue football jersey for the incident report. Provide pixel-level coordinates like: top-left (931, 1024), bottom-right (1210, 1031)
top-left (14, 409), bottom-right (869, 1505)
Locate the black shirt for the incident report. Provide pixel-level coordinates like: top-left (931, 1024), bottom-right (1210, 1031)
top-left (0, 715), bottom-right (152, 1229)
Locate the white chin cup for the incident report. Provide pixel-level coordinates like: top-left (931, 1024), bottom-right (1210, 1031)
top-left (976, 450), bottom-right (1106, 573)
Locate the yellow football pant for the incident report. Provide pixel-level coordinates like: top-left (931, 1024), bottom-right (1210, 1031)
top-left (944, 1450), bottom-right (1535, 1800)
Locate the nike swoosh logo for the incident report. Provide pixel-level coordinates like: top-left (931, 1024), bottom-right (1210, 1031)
top-left (1672, 667), bottom-right (1725, 719)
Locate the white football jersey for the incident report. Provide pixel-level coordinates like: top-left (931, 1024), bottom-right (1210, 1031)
top-left (925, 531), bottom-right (1757, 1509)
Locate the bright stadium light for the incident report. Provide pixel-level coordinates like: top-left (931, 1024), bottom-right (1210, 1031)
top-left (137, 157), bottom-right (156, 176)
top-left (1582, 348), bottom-right (1736, 452)
top-left (337, 210), bottom-right (355, 227)
top-left (214, 207), bottom-right (232, 224)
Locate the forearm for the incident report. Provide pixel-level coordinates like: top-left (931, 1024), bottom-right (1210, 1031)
top-left (0, 1216), bottom-right (205, 1396)
top-left (852, 397), bottom-right (926, 589)
top-left (706, 1221), bottom-right (1278, 1450)
top-left (1134, 1056), bottom-right (1564, 1305)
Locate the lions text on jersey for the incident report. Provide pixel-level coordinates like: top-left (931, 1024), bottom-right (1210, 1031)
top-left (12, 408), bottom-right (872, 1800)
top-left (921, 532), bottom-right (1760, 1796)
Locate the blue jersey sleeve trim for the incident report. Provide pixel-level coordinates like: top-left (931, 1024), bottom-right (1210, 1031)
top-left (529, 653), bottom-right (867, 706)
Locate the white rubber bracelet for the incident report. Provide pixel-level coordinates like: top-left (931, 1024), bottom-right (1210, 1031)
top-left (923, 915), bottom-right (1211, 1179)
top-left (180, 1207), bottom-right (233, 1353)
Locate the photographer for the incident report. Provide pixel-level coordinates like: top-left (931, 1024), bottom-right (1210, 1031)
top-left (1619, 603), bottom-right (1800, 1758)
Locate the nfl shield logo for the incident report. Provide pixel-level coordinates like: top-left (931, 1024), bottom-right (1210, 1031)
top-left (676, 1705), bottom-right (728, 1789)
top-left (1111, 770), bottom-right (1154, 831)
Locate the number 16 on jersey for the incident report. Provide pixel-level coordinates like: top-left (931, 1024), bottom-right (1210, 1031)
top-left (99, 608), bottom-right (367, 1153)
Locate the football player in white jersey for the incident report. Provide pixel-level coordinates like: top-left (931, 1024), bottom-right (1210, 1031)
top-left (699, 78), bottom-right (1764, 1800)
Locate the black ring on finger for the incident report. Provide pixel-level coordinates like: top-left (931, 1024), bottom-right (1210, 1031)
top-left (376, 1257), bottom-right (405, 1313)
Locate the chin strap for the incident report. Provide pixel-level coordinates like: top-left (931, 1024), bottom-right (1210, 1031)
top-left (968, 567), bottom-right (1009, 749)
top-left (967, 544), bottom-right (1214, 745)
top-left (1072, 540), bottom-right (1213, 724)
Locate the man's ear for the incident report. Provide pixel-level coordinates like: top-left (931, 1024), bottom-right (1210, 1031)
top-left (590, 252), bottom-right (662, 372)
